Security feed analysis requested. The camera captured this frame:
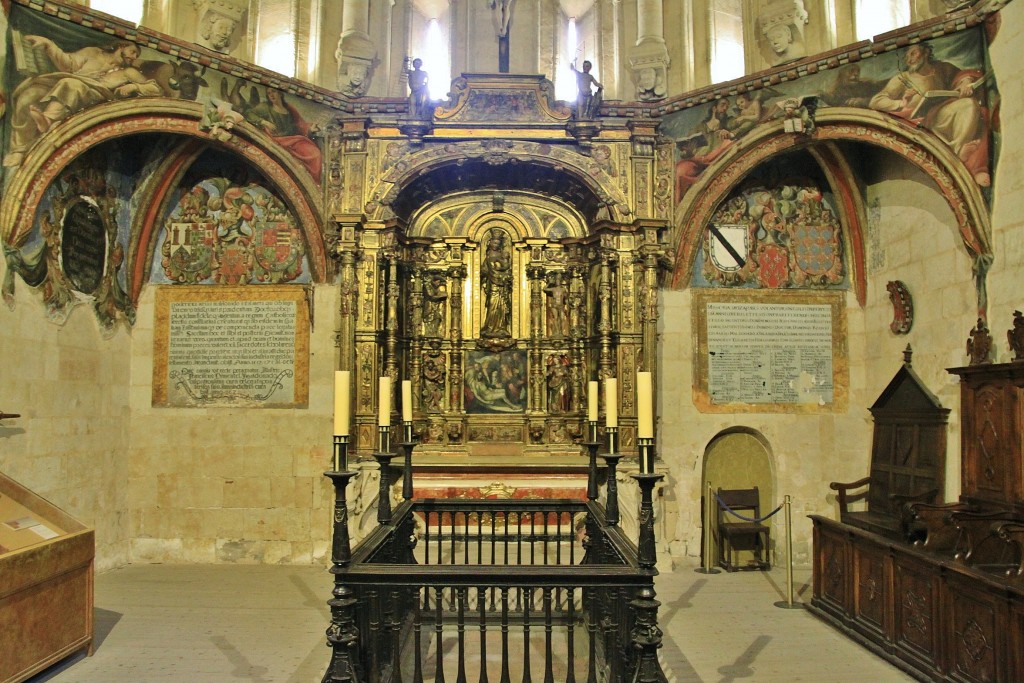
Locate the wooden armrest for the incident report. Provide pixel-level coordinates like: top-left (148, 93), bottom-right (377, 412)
top-left (909, 502), bottom-right (976, 551)
top-left (829, 477), bottom-right (871, 513)
top-left (951, 511), bottom-right (1024, 564)
top-left (996, 522), bottom-right (1024, 577)
top-left (829, 477), bottom-right (871, 492)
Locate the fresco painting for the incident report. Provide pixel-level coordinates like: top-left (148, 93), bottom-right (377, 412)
top-left (2, 149), bottom-right (135, 328)
top-left (662, 29), bottom-right (995, 203)
top-left (2, 4), bottom-right (326, 183)
top-left (157, 178), bottom-right (308, 286)
top-left (693, 179), bottom-right (846, 290)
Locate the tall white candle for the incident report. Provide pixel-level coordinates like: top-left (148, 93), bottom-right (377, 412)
top-left (605, 378), bottom-right (618, 428)
top-left (588, 381), bottom-right (599, 422)
top-left (402, 380), bottom-right (413, 422)
top-left (333, 371), bottom-right (350, 436)
top-left (637, 371), bottom-right (653, 438)
top-left (378, 376), bottom-right (391, 427)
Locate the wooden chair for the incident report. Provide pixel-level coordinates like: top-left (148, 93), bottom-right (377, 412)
top-left (716, 487), bottom-right (770, 571)
top-left (830, 347), bottom-right (948, 540)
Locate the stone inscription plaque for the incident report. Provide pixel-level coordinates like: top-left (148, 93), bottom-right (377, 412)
top-left (153, 286), bottom-right (309, 407)
top-left (707, 302), bottom-right (833, 404)
top-left (693, 291), bottom-right (847, 413)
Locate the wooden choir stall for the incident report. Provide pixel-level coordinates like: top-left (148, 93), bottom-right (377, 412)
top-left (810, 336), bottom-right (1024, 683)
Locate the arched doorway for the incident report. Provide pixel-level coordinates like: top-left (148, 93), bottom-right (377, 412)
top-left (701, 428), bottom-right (775, 568)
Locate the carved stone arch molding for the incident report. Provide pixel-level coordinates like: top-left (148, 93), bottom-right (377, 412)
top-left (365, 139), bottom-right (631, 227)
top-left (669, 109), bottom-right (992, 311)
top-left (0, 100), bottom-right (328, 303)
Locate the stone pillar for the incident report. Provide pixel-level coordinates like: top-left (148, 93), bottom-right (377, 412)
top-left (336, 0), bottom-right (377, 96)
top-left (629, 0), bottom-right (669, 101)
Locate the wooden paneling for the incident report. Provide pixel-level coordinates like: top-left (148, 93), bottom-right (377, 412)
top-left (809, 516), bottom-right (1024, 683)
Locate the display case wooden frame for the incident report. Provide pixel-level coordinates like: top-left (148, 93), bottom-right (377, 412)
top-left (0, 473), bottom-right (94, 683)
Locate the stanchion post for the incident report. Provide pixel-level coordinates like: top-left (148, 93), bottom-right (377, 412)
top-left (774, 494), bottom-right (803, 609)
top-left (696, 480), bottom-right (721, 574)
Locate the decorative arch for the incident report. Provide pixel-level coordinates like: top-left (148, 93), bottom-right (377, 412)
top-left (669, 108), bottom-right (992, 306)
top-left (0, 100), bottom-right (328, 298)
top-left (365, 140), bottom-right (632, 227)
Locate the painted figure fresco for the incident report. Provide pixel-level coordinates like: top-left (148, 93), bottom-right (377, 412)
top-left (695, 180), bottom-right (845, 289)
top-left (158, 178), bottom-right (307, 286)
top-left (867, 42), bottom-right (990, 186)
top-left (663, 29), bottom-right (994, 203)
top-left (3, 35), bottom-right (160, 167)
top-left (465, 349), bottom-right (527, 414)
top-left (224, 80), bottom-right (322, 183)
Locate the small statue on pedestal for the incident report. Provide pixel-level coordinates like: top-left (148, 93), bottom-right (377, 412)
top-left (967, 317), bottom-right (993, 365)
top-left (1008, 310), bottom-right (1024, 361)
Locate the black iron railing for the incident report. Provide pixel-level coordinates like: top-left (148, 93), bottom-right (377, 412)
top-left (322, 429), bottom-right (667, 683)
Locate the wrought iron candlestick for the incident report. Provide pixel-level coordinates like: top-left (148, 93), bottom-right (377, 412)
top-left (633, 472), bottom-right (662, 569)
top-left (374, 424), bottom-right (396, 524)
top-left (401, 421), bottom-right (417, 501)
top-left (585, 420), bottom-right (600, 501)
top-left (602, 451), bottom-right (622, 528)
top-left (323, 466), bottom-right (361, 683)
top-left (630, 443), bottom-right (668, 683)
top-left (333, 434), bottom-right (350, 473)
top-left (606, 424), bottom-right (619, 456)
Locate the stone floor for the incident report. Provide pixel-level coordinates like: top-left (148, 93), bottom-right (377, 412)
top-left (26, 563), bottom-right (916, 683)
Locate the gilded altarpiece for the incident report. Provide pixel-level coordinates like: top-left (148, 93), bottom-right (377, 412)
top-left (330, 74), bottom-right (672, 464)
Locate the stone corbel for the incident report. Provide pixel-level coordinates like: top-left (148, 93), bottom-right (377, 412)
top-left (757, 0), bottom-right (809, 66)
top-left (628, 54), bottom-right (669, 103)
top-left (336, 32), bottom-right (377, 96)
top-left (193, 0), bottom-right (246, 54)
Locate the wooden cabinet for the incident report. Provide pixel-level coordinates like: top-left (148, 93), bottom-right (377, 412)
top-left (949, 363), bottom-right (1024, 513)
top-left (0, 473), bottom-right (93, 683)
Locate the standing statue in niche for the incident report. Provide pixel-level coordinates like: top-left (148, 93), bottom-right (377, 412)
top-left (479, 230), bottom-right (513, 339)
top-left (546, 355), bottom-right (571, 414)
top-left (423, 274), bottom-right (448, 337)
top-left (405, 57), bottom-right (429, 118)
top-left (570, 60), bottom-right (603, 119)
top-left (545, 272), bottom-right (569, 338)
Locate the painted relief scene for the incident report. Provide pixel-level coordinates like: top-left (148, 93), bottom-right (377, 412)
top-left (662, 28), bottom-right (995, 203)
top-left (693, 176), bottom-right (846, 290)
top-left (1, 5), bottom-right (327, 184)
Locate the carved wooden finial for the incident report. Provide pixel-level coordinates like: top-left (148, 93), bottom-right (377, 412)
top-left (1009, 310), bottom-right (1024, 362)
top-left (903, 344), bottom-right (913, 366)
top-left (967, 318), bottom-right (993, 365)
